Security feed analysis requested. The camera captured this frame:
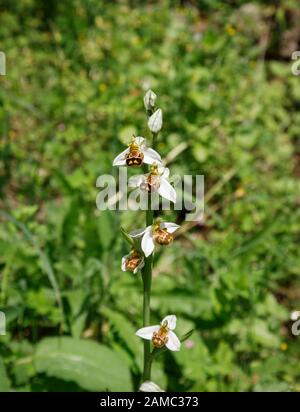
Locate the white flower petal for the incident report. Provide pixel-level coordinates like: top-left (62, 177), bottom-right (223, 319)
top-left (136, 325), bottom-right (160, 340)
top-left (162, 315), bottom-right (177, 330)
top-left (148, 108), bottom-right (162, 133)
top-left (142, 229), bottom-right (155, 257)
top-left (135, 136), bottom-right (145, 146)
top-left (130, 228), bottom-right (147, 238)
top-left (160, 222), bottom-right (180, 234)
top-left (133, 256), bottom-right (145, 274)
top-left (121, 255), bottom-right (128, 272)
top-left (166, 331), bottom-right (181, 351)
top-left (139, 380), bottom-right (165, 392)
top-left (158, 178), bottom-right (177, 203)
top-left (143, 148), bottom-right (162, 165)
top-left (113, 148), bottom-right (129, 166)
top-left (160, 167), bottom-right (170, 179)
top-left (129, 174), bottom-right (145, 188)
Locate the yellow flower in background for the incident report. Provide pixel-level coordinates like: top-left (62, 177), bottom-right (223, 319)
top-left (235, 187), bottom-right (246, 199)
top-left (99, 83), bottom-right (107, 93)
top-left (226, 24), bottom-right (236, 37)
top-left (280, 342), bottom-right (288, 351)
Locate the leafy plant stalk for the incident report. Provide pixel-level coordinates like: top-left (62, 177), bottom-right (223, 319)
top-left (141, 130), bottom-right (157, 381)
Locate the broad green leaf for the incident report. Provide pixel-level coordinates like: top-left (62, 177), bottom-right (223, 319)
top-left (34, 337), bottom-right (132, 392)
top-left (101, 307), bottom-right (142, 360)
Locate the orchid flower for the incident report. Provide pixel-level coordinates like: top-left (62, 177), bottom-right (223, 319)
top-left (136, 315), bottom-right (181, 351)
top-left (130, 221), bottom-right (180, 257)
top-left (112, 136), bottom-right (162, 167)
top-left (121, 249), bottom-right (145, 274)
top-left (128, 164), bottom-right (176, 203)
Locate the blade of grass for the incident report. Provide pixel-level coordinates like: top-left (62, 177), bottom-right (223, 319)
top-left (0, 211), bottom-right (65, 329)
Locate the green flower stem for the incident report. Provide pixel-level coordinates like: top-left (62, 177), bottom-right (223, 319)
top-left (141, 130), bottom-right (157, 381)
top-left (142, 212), bottom-right (153, 381)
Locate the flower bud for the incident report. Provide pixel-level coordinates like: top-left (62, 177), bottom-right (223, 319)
top-left (143, 89), bottom-right (157, 111)
top-left (148, 108), bottom-right (162, 133)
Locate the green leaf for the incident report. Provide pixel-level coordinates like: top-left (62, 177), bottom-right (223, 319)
top-left (120, 227), bottom-right (135, 247)
top-left (34, 337), bottom-right (132, 392)
top-left (250, 319), bottom-right (280, 348)
top-left (64, 289), bottom-right (87, 339)
top-left (0, 357), bottom-right (10, 392)
top-left (176, 334), bottom-right (211, 382)
top-left (97, 211), bottom-right (115, 250)
top-left (101, 307), bottom-right (142, 360)
top-left (0, 211), bottom-right (64, 325)
top-left (232, 212), bottom-right (280, 258)
top-left (180, 329), bottom-right (194, 343)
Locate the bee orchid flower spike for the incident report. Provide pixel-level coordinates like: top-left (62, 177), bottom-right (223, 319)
top-left (136, 315), bottom-right (181, 351)
top-left (111, 90), bottom-right (188, 385)
top-left (130, 221), bottom-right (180, 257)
top-left (113, 136), bottom-right (162, 167)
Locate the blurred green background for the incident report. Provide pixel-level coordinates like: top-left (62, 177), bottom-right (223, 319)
top-left (0, 0), bottom-right (300, 392)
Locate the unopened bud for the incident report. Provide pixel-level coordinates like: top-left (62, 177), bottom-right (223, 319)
top-left (143, 89), bottom-right (157, 111)
top-left (148, 108), bottom-right (162, 133)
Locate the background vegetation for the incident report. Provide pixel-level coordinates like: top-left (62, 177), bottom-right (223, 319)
top-left (0, 0), bottom-right (300, 392)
